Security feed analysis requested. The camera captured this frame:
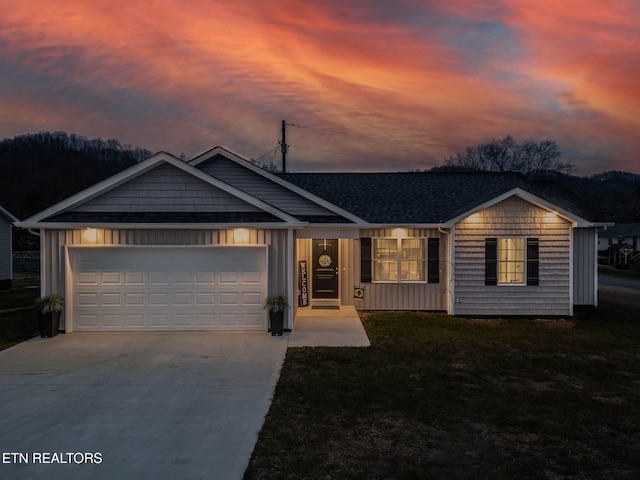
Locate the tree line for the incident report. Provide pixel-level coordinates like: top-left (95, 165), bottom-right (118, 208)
top-left (437, 135), bottom-right (574, 177)
top-left (0, 132), bottom-right (153, 220)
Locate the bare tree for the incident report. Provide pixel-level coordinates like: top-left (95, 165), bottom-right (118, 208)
top-left (443, 136), bottom-right (574, 177)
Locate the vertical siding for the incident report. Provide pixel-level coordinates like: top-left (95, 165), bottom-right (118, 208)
top-left (44, 228), bottom-right (289, 330)
top-left (573, 228), bottom-right (597, 306)
top-left (453, 196), bottom-right (572, 316)
top-left (295, 229), bottom-right (445, 311)
top-left (0, 218), bottom-right (12, 281)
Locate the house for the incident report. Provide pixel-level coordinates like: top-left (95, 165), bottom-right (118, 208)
top-left (598, 223), bottom-right (640, 252)
top-left (0, 205), bottom-right (19, 290)
top-left (16, 147), bottom-right (606, 333)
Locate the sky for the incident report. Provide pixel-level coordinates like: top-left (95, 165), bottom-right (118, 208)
top-left (1, 0), bottom-right (639, 175)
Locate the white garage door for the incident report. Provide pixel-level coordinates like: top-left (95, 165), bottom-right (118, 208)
top-left (69, 246), bottom-right (267, 331)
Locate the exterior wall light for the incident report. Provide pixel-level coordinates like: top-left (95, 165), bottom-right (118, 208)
top-left (233, 228), bottom-right (250, 244)
top-left (83, 228), bottom-right (98, 243)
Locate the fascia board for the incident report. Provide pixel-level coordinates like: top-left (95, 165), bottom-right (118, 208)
top-left (14, 221), bottom-right (308, 230)
top-left (360, 223), bottom-right (443, 230)
top-left (442, 187), bottom-right (593, 228)
top-left (190, 146), bottom-right (367, 224)
top-left (0, 205), bottom-right (19, 222)
top-left (21, 151), bottom-right (300, 225)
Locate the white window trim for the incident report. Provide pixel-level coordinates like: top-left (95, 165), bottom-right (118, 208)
top-left (372, 237), bottom-right (427, 284)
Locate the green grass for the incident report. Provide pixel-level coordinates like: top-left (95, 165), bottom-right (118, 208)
top-left (0, 272), bottom-right (40, 350)
top-left (245, 301), bottom-right (640, 479)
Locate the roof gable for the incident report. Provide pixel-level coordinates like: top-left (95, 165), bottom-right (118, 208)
top-left (0, 205), bottom-right (18, 223)
top-left (18, 152), bottom-right (302, 227)
top-left (443, 187), bottom-right (591, 227)
top-left (190, 147), bottom-right (364, 224)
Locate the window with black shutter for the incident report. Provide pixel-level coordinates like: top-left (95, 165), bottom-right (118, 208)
top-left (427, 238), bottom-right (440, 283)
top-left (360, 238), bottom-right (372, 283)
top-left (485, 238), bottom-right (498, 285)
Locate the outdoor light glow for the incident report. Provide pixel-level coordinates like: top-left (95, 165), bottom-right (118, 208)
top-left (392, 228), bottom-right (407, 239)
top-left (83, 228), bottom-right (98, 243)
top-left (233, 228), bottom-right (250, 244)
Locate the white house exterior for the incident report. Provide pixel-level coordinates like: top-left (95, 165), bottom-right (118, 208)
top-left (0, 205), bottom-right (18, 290)
top-left (16, 147), bottom-right (605, 333)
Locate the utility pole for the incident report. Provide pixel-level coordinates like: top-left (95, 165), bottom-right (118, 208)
top-left (280, 120), bottom-right (288, 173)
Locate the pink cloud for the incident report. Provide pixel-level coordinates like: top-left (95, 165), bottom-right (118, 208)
top-left (0, 0), bottom-right (638, 173)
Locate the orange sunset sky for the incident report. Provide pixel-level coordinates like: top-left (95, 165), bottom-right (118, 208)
top-left (1, 0), bottom-right (639, 174)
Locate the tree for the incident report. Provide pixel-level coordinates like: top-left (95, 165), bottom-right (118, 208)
top-left (442, 136), bottom-right (574, 177)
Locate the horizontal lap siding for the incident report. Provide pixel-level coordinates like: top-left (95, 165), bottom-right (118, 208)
top-left (200, 157), bottom-right (334, 216)
top-left (78, 163), bottom-right (260, 213)
top-left (453, 197), bottom-right (572, 316)
top-left (43, 228), bottom-right (289, 330)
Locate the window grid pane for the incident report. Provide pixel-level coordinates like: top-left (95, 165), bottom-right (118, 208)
top-left (400, 239), bottom-right (425, 281)
top-left (498, 238), bottom-right (525, 284)
top-left (373, 238), bottom-right (426, 282)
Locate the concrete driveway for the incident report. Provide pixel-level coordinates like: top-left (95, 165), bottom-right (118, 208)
top-left (0, 332), bottom-right (288, 480)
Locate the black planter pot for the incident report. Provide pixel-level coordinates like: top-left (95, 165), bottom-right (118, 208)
top-left (269, 311), bottom-right (284, 336)
top-left (38, 311), bottom-right (61, 338)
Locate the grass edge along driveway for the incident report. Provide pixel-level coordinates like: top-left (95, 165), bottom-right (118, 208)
top-left (246, 295), bottom-right (640, 480)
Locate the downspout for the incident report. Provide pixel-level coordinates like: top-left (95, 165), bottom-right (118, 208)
top-left (438, 225), bottom-right (454, 315)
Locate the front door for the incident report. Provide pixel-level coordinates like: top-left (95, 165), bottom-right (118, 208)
top-left (312, 239), bottom-right (339, 299)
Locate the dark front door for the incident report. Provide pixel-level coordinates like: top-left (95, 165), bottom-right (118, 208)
top-left (312, 239), bottom-right (339, 299)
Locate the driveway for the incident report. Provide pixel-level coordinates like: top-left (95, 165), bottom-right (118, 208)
top-left (600, 272), bottom-right (640, 290)
top-left (0, 332), bottom-right (288, 480)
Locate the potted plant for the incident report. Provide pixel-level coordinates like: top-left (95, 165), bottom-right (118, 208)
top-left (263, 294), bottom-right (287, 336)
top-left (35, 295), bottom-right (64, 338)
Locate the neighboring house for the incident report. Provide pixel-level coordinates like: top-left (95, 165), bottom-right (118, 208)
top-left (16, 147), bottom-right (606, 333)
top-left (598, 223), bottom-right (640, 252)
top-left (0, 205), bottom-right (19, 289)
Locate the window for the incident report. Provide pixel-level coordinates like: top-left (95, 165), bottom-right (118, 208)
top-left (498, 238), bottom-right (525, 284)
top-left (485, 237), bottom-right (539, 286)
top-left (372, 238), bottom-right (426, 282)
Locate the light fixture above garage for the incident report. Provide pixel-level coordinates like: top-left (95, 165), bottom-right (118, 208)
top-left (83, 228), bottom-right (98, 243)
top-left (233, 228), bottom-right (251, 244)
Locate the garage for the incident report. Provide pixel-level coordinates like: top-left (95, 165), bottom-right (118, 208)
top-left (67, 246), bottom-right (268, 331)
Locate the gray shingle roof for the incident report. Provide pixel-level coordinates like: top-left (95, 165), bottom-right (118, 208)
top-left (279, 171), bottom-right (595, 224)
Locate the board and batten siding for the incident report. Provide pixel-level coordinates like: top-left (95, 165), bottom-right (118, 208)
top-left (198, 156), bottom-right (337, 217)
top-left (42, 228), bottom-right (290, 330)
top-left (0, 215), bottom-right (12, 284)
top-left (295, 228), bottom-right (446, 311)
top-left (573, 228), bottom-right (598, 307)
top-left (77, 163), bottom-right (261, 213)
top-left (452, 196), bottom-right (573, 316)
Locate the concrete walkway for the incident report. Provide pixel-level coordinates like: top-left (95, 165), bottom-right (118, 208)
top-left (288, 306), bottom-right (370, 347)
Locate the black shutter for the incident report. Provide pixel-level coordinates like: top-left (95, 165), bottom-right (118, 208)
top-left (360, 238), bottom-right (372, 283)
top-left (527, 238), bottom-right (539, 286)
top-left (485, 238), bottom-right (497, 286)
top-left (427, 238), bottom-right (440, 283)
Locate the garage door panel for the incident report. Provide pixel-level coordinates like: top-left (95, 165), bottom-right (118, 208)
top-left (70, 247), bottom-right (267, 331)
top-left (125, 272), bottom-right (144, 285)
top-left (126, 314), bottom-right (145, 327)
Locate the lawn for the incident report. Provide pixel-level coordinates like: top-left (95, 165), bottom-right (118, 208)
top-left (245, 292), bottom-right (640, 479)
top-left (0, 271), bottom-right (40, 351)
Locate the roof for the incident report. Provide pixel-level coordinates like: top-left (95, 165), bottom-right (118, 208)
top-left (599, 223), bottom-right (640, 238)
top-left (278, 171), bottom-right (596, 224)
top-left (0, 205), bottom-right (18, 223)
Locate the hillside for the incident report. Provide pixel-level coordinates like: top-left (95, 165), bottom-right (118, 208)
top-left (1, 131), bottom-right (639, 226)
top-left (0, 132), bottom-right (152, 220)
